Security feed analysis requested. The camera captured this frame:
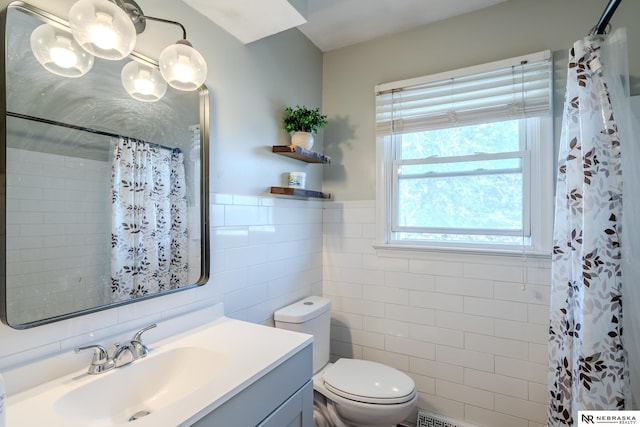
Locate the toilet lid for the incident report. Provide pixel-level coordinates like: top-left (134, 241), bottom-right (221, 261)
top-left (322, 359), bottom-right (416, 405)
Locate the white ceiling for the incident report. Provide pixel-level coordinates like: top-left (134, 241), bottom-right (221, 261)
top-left (183, 0), bottom-right (307, 44)
top-left (181, 0), bottom-right (511, 52)
top-left (298, 0), bottom-right (511, 51)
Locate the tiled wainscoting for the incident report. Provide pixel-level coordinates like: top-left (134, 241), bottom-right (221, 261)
top-left (323, 200), bottom-right (551, 427)
top-left (2, 192), bottom-right (549, 427)
top-left (5, 148), bottom-right (202, 324)
top-left (6, 148), bottom-right (111, 323)
top-left (210, 194), bottom-right (324, 324)
top-left (0, 194), bottom-right (324, 378)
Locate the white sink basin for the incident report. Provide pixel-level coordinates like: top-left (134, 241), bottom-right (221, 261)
top-left (54, 347), bottom-right (228, 425)
top-left (6, 313), bottom-right (312, 426)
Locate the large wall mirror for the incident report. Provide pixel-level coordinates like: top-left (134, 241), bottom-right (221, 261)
top-left (1, 1), bottom-right (210, 328)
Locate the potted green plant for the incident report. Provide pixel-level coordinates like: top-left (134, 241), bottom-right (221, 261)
top-left (282, 105), bottom-right (328, 150)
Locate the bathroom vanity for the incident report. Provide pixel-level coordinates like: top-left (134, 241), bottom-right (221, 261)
top-left (4, 306), bottom-right (314, 426)
top-left (193, 344), bottom-right (313, 427)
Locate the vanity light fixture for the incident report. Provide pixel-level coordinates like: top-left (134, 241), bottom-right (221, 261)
top-left (128, 13), bottom-right (207, 92)
top-left (68, 0), bottom-right (137, 60)
top-left (121, 60), bottom-right (167, 102)
top-left (120, 11), bottom-right (207, 96)
top-left (31, 0), bottom-right (207, 101)
top-left (158, 38), bottom-right (207, 91)
top-left (30, 23), bottom-right (94, 78)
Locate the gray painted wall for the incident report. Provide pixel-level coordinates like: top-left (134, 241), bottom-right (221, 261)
top-left (25, 0), bottom-right (324, 196)
top-left (140, 0), bottom-right (325, 196)
top-left (322, 0), bottom-right (640, 201)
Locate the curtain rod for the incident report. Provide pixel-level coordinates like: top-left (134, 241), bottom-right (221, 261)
top-left (589, 0), bottom-right (622, 35)
top-left (6, 111), bottom-right (181, 153)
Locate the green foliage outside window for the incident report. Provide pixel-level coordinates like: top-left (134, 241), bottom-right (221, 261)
top-left (396, 120), bottom-right (525, 245)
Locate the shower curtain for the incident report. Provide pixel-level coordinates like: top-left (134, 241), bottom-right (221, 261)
top-left (548, 28), bottom-right (640, 425)
top-left (110, 136), bottom-right (189, 301)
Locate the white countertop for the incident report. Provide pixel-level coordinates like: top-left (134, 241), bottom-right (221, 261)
top-left (6, 314), bottom-right (313, 426)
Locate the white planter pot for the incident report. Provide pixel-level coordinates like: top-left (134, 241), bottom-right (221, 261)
top-left (291, 131), bottom-right (314, 150)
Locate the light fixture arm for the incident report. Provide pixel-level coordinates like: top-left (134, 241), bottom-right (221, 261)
top-left (109, 0), bottom-right (188, 40)
top-left (139, 15), bottom-right (188, 41)
top-left (107, 0), bottom-right (146, 34)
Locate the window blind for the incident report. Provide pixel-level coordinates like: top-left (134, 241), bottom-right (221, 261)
top-left (375, 51), bottom-right (552, 136)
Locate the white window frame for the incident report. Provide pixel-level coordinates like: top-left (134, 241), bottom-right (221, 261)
top-left (375, 52), bottom-right (554, 257)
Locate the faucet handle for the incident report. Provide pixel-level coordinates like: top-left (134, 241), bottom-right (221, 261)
top-left (130, 323), bottom-right (156, 359)
top-left (75, 344), bottom-right (115, 374)
top-left (132, 323), bottom-right (157, 341)
top-left (75, 344), bottom-right (109, 363)
top-left (130, 339), bottom-right (150, 359)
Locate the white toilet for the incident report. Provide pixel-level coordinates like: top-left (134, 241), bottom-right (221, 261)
top-left (275, 296), bottom-right (417, 427)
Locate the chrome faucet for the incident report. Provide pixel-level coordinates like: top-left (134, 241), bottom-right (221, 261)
top-left (75, 344), bottom-right (115, 375)
top-left (75, 323), bottom-right (157, 374)
top-left (112, 341), bottom-right (136, 367)
top-left (130, 324), bottom-right (156, 359)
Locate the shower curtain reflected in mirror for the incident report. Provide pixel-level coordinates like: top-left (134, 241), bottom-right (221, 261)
top-left (110, 137), bottom-right (189, 301)
top-left (548, 28), bottom-right (640, 426)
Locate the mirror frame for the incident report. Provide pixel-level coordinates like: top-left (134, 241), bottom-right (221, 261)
top-left (0, 0), bottom-right (210, 328)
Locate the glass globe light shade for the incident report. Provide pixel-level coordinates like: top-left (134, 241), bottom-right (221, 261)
top-left (121, 61), bottom-right (167, 102)
top-left (69, 0), bottom-right (137, 60)
top-left (30, 24), bottom-right (94, 78)
top-left (159, 41), bottom-right (207, 91)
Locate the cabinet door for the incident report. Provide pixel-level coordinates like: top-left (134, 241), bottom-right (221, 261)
top-left (257, 381), bottom-right (313, 427)
top-left (190, 344), bottom-right (312, 427)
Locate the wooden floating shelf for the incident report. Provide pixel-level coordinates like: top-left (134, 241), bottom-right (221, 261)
top-left (270, 186), bottom-right (331, 200)
top-left (272, 145), bottom-right (332, 164)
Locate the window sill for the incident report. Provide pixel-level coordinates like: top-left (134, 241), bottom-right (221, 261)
top-left (373, 242), bottom-right (551, 262)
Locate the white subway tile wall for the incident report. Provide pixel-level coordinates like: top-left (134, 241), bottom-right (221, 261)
top-left (0, 194), bottom-right (323, 376)
top-left (6, 148), bottom-right (111, 323)
top-left (2, 191), bottom-right (551, 427)
top-left (212, 195), bottom-right (324, 323)
top-left (323, 200), bottom-right (551, 427)
top-left (5, 148), bottom-right (202, 324)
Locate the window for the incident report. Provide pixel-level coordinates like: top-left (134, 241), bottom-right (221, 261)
top-left (375, 51), bottom-right (553, 254)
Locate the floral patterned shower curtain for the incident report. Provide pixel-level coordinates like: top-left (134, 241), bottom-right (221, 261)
top-left (110, 137), bottom-right (189, 301)
top-left (548, 31), bottom-right (631, 425)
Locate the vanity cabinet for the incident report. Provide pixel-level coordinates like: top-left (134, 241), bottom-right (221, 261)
top-left (270, 145), bottom-right (332, 200)
top-left (257, 381), bottom-right (313, 427)
top-left (191, 343), bottom-right (313, 427)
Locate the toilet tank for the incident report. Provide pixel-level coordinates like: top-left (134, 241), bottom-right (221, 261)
top-left (274, 296), bottom-right (331, 374)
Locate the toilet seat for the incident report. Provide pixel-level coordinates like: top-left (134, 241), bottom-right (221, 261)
top-left (322, 359), bottom-right (416, 405)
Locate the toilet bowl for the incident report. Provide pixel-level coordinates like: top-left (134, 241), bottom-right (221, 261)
top-left (314, 359), bottom-right (417, 427)
top-left (275, 296), bottom-right (417, 427)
